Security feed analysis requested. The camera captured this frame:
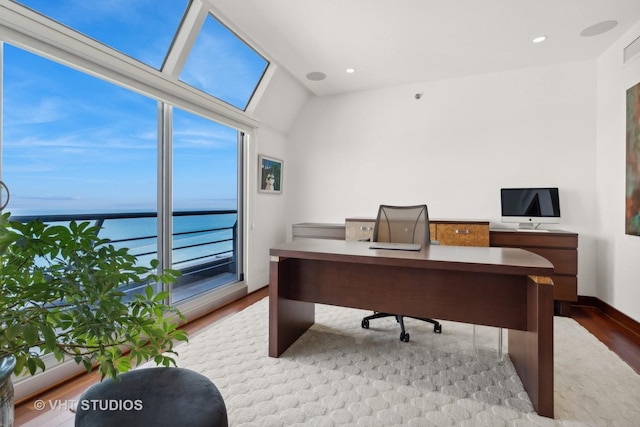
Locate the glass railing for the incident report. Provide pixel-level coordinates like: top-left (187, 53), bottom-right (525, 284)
top-left (8, 210), bottom-right (239, 304)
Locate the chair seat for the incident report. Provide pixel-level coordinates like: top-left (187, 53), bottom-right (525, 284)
top-left (74, 367), bottom-right (227, 427)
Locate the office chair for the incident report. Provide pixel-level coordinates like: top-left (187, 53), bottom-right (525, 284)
top-left (361, 204), bottom-right (442, 342)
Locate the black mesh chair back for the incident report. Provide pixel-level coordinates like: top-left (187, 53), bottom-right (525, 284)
top-left (373, 205), bottom-right (430, 244)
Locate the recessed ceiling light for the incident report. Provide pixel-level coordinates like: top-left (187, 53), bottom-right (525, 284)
top-left (346, 68), bottom-right (356, 74)
top-left (580, 20), bottom-right (618, 37)
top-left (532, 35), bottom-right (547, 43)
top-left (306, 71), bottom-right (326, 81)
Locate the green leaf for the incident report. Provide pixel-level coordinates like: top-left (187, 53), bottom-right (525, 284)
top-left (116, 357), bottom-right (131, 372)
top-left (26, 358), bottom-right (37, 375)
top-left (169, 330), bottom-right (189, 345)
top-left (41, 324), bottom-right (57, 348)
top-left (23, 324), bottom-right (40, 347)
top-left (154, 290), bottom-right (170, 301)
top-left (145, 284), bottom-right (154, 300)
top-left (6, 324), bottom-right (22, 340)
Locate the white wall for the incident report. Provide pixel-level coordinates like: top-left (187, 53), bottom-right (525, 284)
top-left (245, 66), bottom-right (309, 291)
top-left (286, 61), bottom-right (599, 298)
top-left (596, 21), bottom-right (640, 321)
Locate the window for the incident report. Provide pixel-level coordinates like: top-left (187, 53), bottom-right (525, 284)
top-left (179, 13), bottom-right (269, 110)
top-left (2, 44), bottom-right (160, 298)
top-left (14, 0), bottom-right (190, 70)
top-left (2, 44), bottom-right (158, 216)
top-left (2, 44), bottom-right (245, 304)
top-left (171, 108), bottom-right (241, 303)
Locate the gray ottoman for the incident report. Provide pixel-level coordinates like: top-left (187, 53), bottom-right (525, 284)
top-left (75, 367), bottom-right (227, 427)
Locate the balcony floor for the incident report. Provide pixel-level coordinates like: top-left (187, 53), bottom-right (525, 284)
top-left (172, 272), bottom-right (237, 303)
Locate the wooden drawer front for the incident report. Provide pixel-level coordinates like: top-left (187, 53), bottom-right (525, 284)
top-left (345, 221), bottom-right (375, 241)
top-left (490, 231), bottom-right (577, 249)
top-left (436, 224), bottom-right (489, 247)
top-left (552, 275), bottom-right (578, 301)
top-left (524, 247), bottom-right (578, 276)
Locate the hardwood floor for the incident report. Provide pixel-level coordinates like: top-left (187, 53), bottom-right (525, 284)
top-left (570, 303), bottom-right (640, 374)
top-left (13, 289), bottom-right (640, 426)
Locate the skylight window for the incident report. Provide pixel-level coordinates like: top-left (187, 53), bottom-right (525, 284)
top-left (179, 13), bottom-right (269, 111)
top-left (14, 0), bottom-right (190, 70)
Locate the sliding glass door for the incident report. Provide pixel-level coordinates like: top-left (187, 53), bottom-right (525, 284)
top-left (170, 109), bottom-right (241, 303)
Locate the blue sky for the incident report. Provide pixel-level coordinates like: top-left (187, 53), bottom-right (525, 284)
top-left (2, 1), bottom-right (267, 214)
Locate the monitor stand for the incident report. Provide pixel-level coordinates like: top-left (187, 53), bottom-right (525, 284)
top-left (516, 223), bottom-right (549, 232)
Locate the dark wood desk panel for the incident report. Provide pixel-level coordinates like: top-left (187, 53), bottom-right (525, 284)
top-left (285, 259), bottom-right (530, 329)
top-left (269, 239), bottom-right (554, 418)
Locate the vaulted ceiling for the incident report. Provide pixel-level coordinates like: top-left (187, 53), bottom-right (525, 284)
top-left (213, 0), bottom-right (640, 96)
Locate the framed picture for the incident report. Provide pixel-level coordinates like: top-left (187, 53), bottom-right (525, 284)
top-left (627, 81), bottom-right (640, 236)
top-left (259, 154), bottom-right (283, 194)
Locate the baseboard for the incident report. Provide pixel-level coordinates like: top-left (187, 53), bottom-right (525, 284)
top-left (576, 295), bottom-right (640, 338)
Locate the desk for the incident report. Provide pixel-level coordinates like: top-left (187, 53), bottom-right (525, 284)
top-left (269, 239), bottom-right (555, 418)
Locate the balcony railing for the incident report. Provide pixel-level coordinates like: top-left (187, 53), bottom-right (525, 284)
top-left (8, 210), bottom-right (239, 303)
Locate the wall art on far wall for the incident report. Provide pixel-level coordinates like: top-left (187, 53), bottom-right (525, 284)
top-left (259, 154), bottom-right (283, 194)
top-left (627, 81), bottom-right (640, 236)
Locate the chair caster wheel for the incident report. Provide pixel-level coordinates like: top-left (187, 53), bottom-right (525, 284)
top-left (361, 319), bottom-right (369, 329)
top-left (434, 324), bottom-right (442, 333)
top-left (400, 332), bottom-right (410, 342)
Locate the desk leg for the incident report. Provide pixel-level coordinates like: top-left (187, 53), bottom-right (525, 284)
top-left (508, 276), bottom-right (554, 418)
top-left (269, 257), bottom-right (315, 357)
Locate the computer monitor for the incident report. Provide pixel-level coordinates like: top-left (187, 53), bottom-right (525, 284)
top-left (500, 187), bottom-right (560, 229)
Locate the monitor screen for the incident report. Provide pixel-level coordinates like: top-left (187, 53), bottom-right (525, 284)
top-left (501, 188), bottom-right (560, 225)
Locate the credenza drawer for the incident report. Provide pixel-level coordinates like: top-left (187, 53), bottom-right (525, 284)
top-left (435, 223), bottom-right (490, 247)
top-left (292, 223), bottom-right (346, 240)
top-left (490, 231), bottom-right (578, 249)
top-left (345, 220), bottom-right (375, 241)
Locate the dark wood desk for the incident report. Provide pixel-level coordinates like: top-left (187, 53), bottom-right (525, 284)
top-left (269, 239), bottom-right (555, 418)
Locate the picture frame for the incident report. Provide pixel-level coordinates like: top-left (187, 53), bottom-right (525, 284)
top-left (626, 81), bottom-right (640, 236)
top-left (258, 154), bottom-right (283, 194)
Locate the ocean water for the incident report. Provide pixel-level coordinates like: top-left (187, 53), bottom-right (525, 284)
top-left (6, 192), bottom-right (239, 271)
top-left (9, 211), bottom-right (238, 269)
top-left (98, 213), bottom-right (238, 268)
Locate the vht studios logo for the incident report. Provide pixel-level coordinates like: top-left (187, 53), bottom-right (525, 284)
top-left (80, 399), bottom-right (144, 411)
top-left (35, 399), bottom-right (144, 411)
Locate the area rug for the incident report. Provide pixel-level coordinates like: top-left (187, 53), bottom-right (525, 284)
top-left (162, 298), bottom-right (640, 426)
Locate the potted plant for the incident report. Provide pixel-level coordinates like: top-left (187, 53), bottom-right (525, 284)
top-left (0, 212), bottom-right (189, 425)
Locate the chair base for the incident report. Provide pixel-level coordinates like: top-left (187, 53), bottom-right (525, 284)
top-left (361, 312), bottom-right (442, 342)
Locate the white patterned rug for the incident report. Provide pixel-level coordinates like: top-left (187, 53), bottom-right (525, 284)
top-left (163, 298), bottom-right (640, 426)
